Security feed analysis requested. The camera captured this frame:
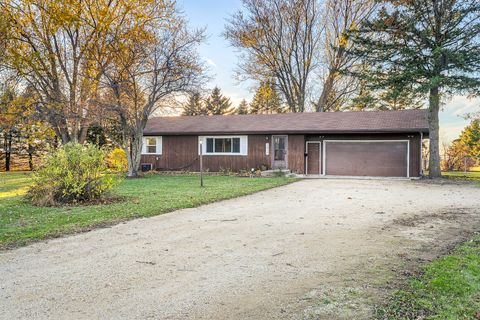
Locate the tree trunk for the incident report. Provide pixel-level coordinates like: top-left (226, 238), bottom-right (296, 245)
top-left (4, 132), bottom-right (12, 171)
top-left (428, 87), bottom-right (441, 178)
top-left (28, 143), bottom-right (34, 171)
top-left (125, 134), bottom-right (143, 178)
top-left (316, 72), bottom-right (335, 112)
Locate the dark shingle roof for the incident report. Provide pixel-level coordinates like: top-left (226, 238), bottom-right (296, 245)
top-left (144, 109), bottom-right (429, 135)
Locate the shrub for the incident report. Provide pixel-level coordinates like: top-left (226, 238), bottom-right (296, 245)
top-left (106, 148), bottom-right (128, 172)
top-left (29, 143), bottom-right (120, 206)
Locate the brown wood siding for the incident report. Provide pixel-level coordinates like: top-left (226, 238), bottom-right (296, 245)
top-left (287, 135), bottom-right (305, 174)
top-left (306, 133), bottom-right (422, 177)
top-left (141, 135), bottom-right (271, 172)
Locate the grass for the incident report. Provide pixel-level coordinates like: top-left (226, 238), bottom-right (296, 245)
top-left (0, 171), bottom-right (295, 249)
top-left (377, 234), bottom-right (480, 320)
top-left (442, 171), bottom-right (480, 180)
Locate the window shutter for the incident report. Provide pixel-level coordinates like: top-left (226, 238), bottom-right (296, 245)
top-left (141, 137), bottom-right (147, 154)
top-left (156, 137), bottom-right (162, 155)
top-left (240, 136), bottom-right (248, 155)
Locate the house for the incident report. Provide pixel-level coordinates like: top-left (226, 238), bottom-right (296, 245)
top-left (141, 109), bottom-right (429, 177)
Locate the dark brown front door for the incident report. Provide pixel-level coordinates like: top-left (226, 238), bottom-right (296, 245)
top-left (307, 142), bottom-right (321, 174)
top-left (272, 135), bottom-right (288, 169)
top-left (324, 141), bottom-right (408, 177)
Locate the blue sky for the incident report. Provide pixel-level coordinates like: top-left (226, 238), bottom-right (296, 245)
top-left (179, 0), bottom-right (479, 144)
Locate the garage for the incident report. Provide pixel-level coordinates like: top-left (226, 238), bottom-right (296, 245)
top-left (323, 140), bottom-right (409, 177)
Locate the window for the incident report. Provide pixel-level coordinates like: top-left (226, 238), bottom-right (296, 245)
top-left (142, 136), bottom-right (162, 154)
top-left (146, 138), bottom-right (157, 154)
top-left (200, 136), bottom-right (247, 155)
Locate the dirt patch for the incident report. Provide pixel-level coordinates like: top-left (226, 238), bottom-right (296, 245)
top-left (0, 179), bottom-right (479, 320)
top-left (296, 205), bottom-right (480, 320)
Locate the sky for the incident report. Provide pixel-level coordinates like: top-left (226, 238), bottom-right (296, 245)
top-left (179, 0), bottom-right (479, 144)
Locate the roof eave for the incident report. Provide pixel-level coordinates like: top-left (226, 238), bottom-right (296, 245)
top-left (144, 128), bottom-right (430, 136)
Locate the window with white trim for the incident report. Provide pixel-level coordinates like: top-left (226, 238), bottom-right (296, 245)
top-left (142, 136), bottom-right (162, 155)
top-left (199, 136), bottom-right (248, 155)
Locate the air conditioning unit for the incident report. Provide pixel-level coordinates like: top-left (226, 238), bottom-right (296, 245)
top-left (141, 163), bottom-right (153, 172)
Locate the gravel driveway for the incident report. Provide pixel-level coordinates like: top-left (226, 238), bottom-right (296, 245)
top-left (1, 179), bottom-right (479, 320)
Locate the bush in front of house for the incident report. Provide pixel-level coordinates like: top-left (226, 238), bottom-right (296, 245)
top-left (106, 147), bottom-right (128, 172)
top-left (29, 143), bottom-right (120, 206)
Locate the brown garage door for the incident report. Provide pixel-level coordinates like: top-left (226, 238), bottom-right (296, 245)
top-left (324, 141), bottom-right (408, 177)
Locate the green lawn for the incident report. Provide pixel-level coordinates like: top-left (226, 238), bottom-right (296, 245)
top-left (442, 171), bottom-right (480, 180)
top-left (0, 172), bottom-right (294, 249)
top-left (377, 234), bottom-right (480, 320)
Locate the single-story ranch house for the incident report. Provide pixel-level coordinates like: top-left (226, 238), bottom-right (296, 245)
top-left (141, 109), bottom-right (429, 178)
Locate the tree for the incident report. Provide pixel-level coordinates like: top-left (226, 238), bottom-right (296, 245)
top-left (1, 0), bottom-right (150, 143)
top-left (237, 99), bottom-right (249, 114)
top-left (441, 139), bottom-right (470, 171)
top-left (225, 0), bottom-right (321, 112)
top-left (0, 82), bottom-right (54, 171)
top-left (249, 80), bottom-right (285, 114)
top-left (348, 0), bottom-right (480, 178)
top-left (349, 81), bottom-right (423, 111)
top-left (182, 92), bottom-right (206, 116)
top-left (100, 1), bottom-right (206, 177)
top-left (204, 87), bottom-right (234, 115)
top-left (314, 0), bottom-right (377, 112)
top-left (459, 119), bottom-right (480, 161)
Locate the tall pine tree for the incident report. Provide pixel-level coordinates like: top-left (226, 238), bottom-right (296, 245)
top-left (236, 99), bottom-right (249, 114)
top-left (204, 87), bottom-right (234, 115)
top-left (348, 0), bottom-right (480, 178)
top-left (182, 92), bottom-right (206, 116)
top-left (249, 81), bottom-right (285, 114)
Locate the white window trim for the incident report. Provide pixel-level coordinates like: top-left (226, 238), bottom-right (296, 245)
top-left (322, 140), bottom-right (410, 178)
top-left (141, 136), bottom-right (162, 155)
top-left (198, 136), bottom-right (248, 156)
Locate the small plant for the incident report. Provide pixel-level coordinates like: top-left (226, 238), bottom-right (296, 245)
top-left (106, 148), bottom-right (128, 172)
top-left (29, 143), bottom-right (121, 206)
top-left (273, 169), bottom-right (287, 177)
top-left (219, 167), bottom-right (234, 176)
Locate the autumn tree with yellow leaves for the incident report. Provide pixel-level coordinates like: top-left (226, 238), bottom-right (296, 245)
top-left (1, 0), bottom-right (206, 176)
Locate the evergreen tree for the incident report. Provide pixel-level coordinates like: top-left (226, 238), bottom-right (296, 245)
top-left (182, 92), bottom-right (206, 116)
top-left (204, 87), bottom-right (234, 115)
top-left (249, 81), bottom-right (285, 114)
top-left (348, 0), bottom-right (480, 178)
top-left (237, 99), bottom-right (249, 114)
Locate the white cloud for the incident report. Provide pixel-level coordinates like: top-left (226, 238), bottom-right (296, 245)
top-left (205, 57), bottom-right (217, 67)
top-left (444, 95), bottom-right (479, 117)
top-left (439, 95), bottom-right (480, 145)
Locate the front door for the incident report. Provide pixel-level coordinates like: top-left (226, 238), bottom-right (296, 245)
top-left (306, 142), bottom-right (321, 174)
top-left (272, 135), bottom-right (288, 169)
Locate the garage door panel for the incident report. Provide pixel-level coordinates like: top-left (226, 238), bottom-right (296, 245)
top-left (325, 141), bottom-right (408, 177)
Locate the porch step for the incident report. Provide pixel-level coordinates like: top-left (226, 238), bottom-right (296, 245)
top-left (261, 169), bottom-right (292, 177)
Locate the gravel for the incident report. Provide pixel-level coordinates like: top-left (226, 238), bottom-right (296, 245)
top-left (1, 179), bottom-right (479, 320)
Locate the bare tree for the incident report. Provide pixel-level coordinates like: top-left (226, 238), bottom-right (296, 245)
top-left (314, 0), bottom-right (376, 112)
top-left (225, 0), bottom-right (322, 112)
top-left (100, 5), bottom-right (206, 177)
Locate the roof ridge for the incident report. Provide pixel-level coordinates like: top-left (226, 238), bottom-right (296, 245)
top-left (150, 108), bottom-right (427, 120)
